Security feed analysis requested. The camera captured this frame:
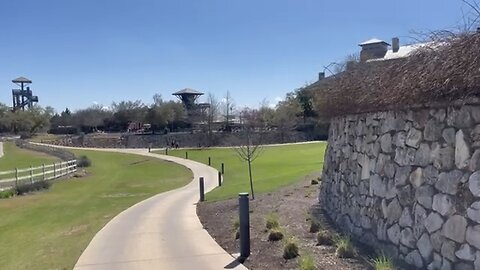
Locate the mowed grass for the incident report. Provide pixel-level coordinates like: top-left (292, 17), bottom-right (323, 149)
top-left (0, 142), bottom-right (60, 172)
top-left (0, 150), bottom-right (192, 270)
top-left (164, 142), bottom-right (326, 201)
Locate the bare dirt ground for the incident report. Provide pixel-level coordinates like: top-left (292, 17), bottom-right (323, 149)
top-left (197, 173), bottom-right (373, 270)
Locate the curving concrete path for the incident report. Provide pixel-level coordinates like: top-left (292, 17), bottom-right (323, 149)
top-left (48, 147), bottom-right (246, 270)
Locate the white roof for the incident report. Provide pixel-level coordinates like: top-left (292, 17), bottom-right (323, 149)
top-left (383, 43), bottom-right (426, 60)
top-left (359, 38), bottom-right (390, 46)
top-left (367, 41), bottom-right (437, 62)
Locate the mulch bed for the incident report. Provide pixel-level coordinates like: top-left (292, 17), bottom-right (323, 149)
top-left (197, 173), bottom-right (373, 270)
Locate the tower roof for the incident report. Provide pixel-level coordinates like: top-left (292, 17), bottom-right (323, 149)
top-left (359, 38), bottom-right (390, 47)
top-left (12, 77), bottom-right (32, 84)
top-left (172, 88), bottom-right (203, 95)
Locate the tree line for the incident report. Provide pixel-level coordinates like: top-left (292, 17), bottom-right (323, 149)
top-left (0, 89), bottom-right (328, 139)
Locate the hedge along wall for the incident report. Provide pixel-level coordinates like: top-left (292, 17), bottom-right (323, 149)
top-left (319, 104), bottom-right (480, 269)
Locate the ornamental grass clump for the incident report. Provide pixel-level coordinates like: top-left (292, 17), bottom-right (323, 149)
top-left (265, 212), bottom-right (279, 230)
top-left (309, 220), bottom-right (320, 233)
top-left (268, 228), bottom-right (284, 241)
top-left (283, 237), bottom-right (299, 260)
top-left (373, 254), bottom-right (395, 270)
top-left (298, 253), bottom-right (316, 270)
top-left (232, 217), bottom-right (240, 240)
top-left (317, 230), bottom-right (334, 246)
top-left (335, 235), bottom-right (355, 258)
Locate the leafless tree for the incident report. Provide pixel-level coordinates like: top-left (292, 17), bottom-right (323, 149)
top-left (234, 128), bottom-right (264, 200)
top-left (206, 93), bottom-right (219, 144)
top-left (223, 91), bottom-right (235, 130)
top-left (462, 0), bottom-right (480, 31)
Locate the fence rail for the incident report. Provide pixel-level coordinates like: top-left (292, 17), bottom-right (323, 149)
top-left (0, 160), bottom-right (77, 189)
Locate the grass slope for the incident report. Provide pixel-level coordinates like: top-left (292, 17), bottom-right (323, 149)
top-left (165, 142), bottom-right (326, 201)
top-left (0, 142), bottom-right (59, 172)
top-left (0, 150), bottom-right (192, 270)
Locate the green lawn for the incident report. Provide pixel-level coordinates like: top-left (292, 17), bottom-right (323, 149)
top-left (163, 142), bottom-right (326, 201)
top-left (0, 150), bottom-right (192, 270)
top-left (0, 142), bottom-right (60, 172)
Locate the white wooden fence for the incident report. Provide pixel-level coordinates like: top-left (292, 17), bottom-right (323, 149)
top-left (0, 160), bottom-right (77, 188)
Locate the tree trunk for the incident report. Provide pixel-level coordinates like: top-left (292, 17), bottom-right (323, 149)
top-left (248, 158), bottom-right (255, 200)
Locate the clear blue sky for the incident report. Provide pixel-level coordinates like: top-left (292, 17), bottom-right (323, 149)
top-left (0, 0), bottom-right (471, 112)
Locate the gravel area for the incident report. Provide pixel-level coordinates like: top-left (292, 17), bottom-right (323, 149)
top-left (197, 173), bottom-right (373, 270)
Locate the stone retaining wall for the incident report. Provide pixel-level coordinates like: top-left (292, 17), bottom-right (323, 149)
top-left (45, 131), bottom-right (310, 148)
top-left (319, 105), bottom-right (480, 269)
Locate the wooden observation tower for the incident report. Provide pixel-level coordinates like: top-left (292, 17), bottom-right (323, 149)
top-left (11, 77), bottom-right (38, 111)
top-left (172, 88), bottom-right (210, 123)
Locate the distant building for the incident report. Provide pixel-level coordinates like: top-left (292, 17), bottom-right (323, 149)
top-left (359, 37), bottom-right (428, 62)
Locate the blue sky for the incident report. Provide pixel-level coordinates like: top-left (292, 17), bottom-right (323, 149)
top-left (0, 0), bottom-right (472, 112)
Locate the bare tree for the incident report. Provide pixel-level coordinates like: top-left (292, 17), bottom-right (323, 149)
top-left (234, 128), bottom-right (264, 200)
top-left (206, 93), bottom-right (219, 144)
top-left (223, 91), bottom-right (235, 131)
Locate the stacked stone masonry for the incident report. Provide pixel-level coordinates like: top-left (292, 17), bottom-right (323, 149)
top-left (319, 105), bottom-right (480, 270)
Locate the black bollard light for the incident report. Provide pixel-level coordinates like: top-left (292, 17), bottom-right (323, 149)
top-left (221, 163), bottom-right (225, 175)
top-left (239, 192), bottom-right (250, 258)
top-left (199, 177), bottom-right (205, 202)
top-left (218, 171), bottom-right (222, 186)
top-left (208, 157), bottom-right (211, 166)
top-left (185, 151), bottom-right (188, 159)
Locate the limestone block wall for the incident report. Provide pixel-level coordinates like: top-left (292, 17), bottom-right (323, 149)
top-left (319, 105), bottom-right (480, 269)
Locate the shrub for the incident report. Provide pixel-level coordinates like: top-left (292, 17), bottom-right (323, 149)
top-left (298, 254), bottom-right (316, 270)
top-left (374, 254), bottom-right (395, 270)
top-left (309, 220), bottom-right (320, 233)
top-left (335, 236), bottom-right (355, 258)
top-left (0, 189), bottom-right (15, 199)
top-left (266, 212), bottom-right (279, 230)
top-left (317, 230), bottom-right (334, 246)
top-left (15, 181), bottom-right (51, 195)
top-left (283, 237), bottom-right (299, 259)
top-left (233, 217), bottom-right (240, 240)
top-left (232, 217), bottom-right (240, 230)
top-left (268, 229), bottom-right (284, 241)
top-left (77, 155), bottom-right (92, 167)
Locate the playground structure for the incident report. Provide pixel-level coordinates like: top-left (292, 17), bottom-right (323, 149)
top-left (11, 77), bottom-right (38, 111)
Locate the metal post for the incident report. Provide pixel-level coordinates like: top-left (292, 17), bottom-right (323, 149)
top-left (239, 193), bottom-right (250, 258)
top-left (42, 164), bottom-right (45, 181)
top-left (15, 168), bottom-right (18, 188)
top-left (208, 157), bottom-right (211, 166)
top-left (30, 165), bottom-right (33, 184)
top-left (148, 147), bottom-right (151, 153)
top-left (221, 163), bottom-right (225, 175)
top-left (185, 152), bottom-right (188, 159)
top-left (53, 163), bottom-right (56, 178)
top-left (165, 148), bottom-right (168, 155)
top-left (199, 177), bottom-right (205, 202)
top-left (218, 171), bottom-right (222, 186)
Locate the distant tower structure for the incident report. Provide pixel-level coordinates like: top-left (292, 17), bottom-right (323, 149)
top-left (172, 88), bottom-right (204, 111)
top-left (11, 77), bottom-right (38, 111)
top-left (172, 88), bottom-right (210, 124)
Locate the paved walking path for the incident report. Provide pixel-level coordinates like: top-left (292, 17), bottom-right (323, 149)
top-left (0, 142), bottom-right (3, 158)
top-left (63, 148), bottom-right (247, 270)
